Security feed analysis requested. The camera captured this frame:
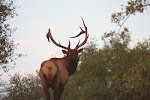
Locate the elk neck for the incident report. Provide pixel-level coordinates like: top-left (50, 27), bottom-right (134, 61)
top-left (63, 54), bottom-right (79, 76)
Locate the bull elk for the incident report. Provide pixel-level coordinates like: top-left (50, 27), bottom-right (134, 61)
top-left (39, 17), bottom-right (89, 100)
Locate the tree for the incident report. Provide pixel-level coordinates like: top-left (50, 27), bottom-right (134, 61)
top-left (102, 32), bottom-right (150, 100)
top-left (111, 0), bottom-right (150, 33)
top-left (2, 72), bottom-right (46, 100)
top-left (0, 77), bottom-right (6, 99)
top-left (105, 1), bottom-right (150, 99)
top-left (0, 0), bottom-right (19, 74)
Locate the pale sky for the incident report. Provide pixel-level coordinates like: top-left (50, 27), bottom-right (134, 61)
top-left (1, 0), bottom-right (150, 80)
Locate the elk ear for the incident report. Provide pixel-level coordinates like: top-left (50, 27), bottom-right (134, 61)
top-left (62, 50), bottom-right (68, 54)
top-left (77, 48), bottom-right (83, 53)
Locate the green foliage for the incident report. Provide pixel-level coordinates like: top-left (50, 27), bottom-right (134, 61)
top-left (0, 78), bottom-right (7, 99)
top-left (111, 0), bottom-right (150, 31)
top-left (63, 33), bottom-right (150, 100)
top-left (0, 0), bottom-right (19, 73)
top-left (2, 72), bottom-right (46, 100)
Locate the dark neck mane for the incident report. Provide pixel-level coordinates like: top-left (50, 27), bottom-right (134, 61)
top-left (63, 56), bottom-right (78, 76)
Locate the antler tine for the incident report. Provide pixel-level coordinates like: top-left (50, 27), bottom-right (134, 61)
top-left (46, 28), bottom-right (68, 50)
top-left (68, 41), bottom-right (71, 50)
top-left (74, 17), bottom-right (88, 50)
top-left (75, 40), bottom-right (80, 50)
top-left (46, 29), bottom-right (51, 42)
top-left (81, 17), bottom-right (86, 29)
top-left (70, 26), bottom-right (85, 38)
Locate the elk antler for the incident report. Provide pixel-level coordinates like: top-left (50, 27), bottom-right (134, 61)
top-left (46, 28), bottom-right (70, 50)
top-left (73, 17), bottom-right (89, 50)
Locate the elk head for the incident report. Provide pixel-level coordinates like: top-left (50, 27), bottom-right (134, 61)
top-left (46, 17), bottom-right (89, 61)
